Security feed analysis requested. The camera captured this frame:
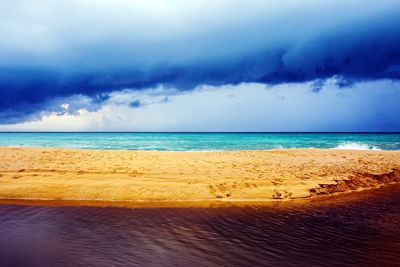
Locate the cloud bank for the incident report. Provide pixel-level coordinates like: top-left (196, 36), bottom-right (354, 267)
top-left (0, 0), bottom-right (400, 126)
top-left (1, 81), bottom-right (399, 132)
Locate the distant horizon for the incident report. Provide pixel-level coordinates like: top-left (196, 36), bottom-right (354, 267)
top-left (1, 131), bottom-right (400, 134)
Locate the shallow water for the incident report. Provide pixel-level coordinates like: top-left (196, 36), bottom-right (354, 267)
top-left (0, 132), bottom-right (399, 151)
top-left (0, 186), bottom-right (400, 267)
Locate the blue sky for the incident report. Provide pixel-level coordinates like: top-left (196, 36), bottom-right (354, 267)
top-left (0, 0), bottom-right (399, 131)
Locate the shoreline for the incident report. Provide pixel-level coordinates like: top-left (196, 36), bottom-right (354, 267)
top-left (0, 183), bottom-right (397, 209)
top-left (0, 146), bottom-right (399, 208)
top-left (0, 182), bottom-right (399, 210)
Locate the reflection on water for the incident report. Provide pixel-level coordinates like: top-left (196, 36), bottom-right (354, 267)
top-left (1, 186), bottom-right (400, 266)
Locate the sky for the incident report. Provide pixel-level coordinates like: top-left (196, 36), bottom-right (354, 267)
top-left (0, 0), bottom-right (399, 131)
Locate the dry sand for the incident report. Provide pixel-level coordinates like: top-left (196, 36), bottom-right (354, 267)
top-left (0, 147), bottom-right (399, 206)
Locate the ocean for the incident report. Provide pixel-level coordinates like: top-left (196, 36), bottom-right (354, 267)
top-left (0, 132), bottom-right (399, 151)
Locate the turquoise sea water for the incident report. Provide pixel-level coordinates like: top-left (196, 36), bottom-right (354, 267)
top-left (0, 132), bottom-right (399, 151)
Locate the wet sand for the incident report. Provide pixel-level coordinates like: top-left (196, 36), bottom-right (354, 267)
top-left (0, 147), bottom-right (399, 206)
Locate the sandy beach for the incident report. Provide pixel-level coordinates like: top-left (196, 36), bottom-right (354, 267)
top-left (0, 147), bottom-right (399, 206)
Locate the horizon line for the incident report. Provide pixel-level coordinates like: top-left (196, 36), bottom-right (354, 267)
top-left (0, 131), bottom-right (399, 134)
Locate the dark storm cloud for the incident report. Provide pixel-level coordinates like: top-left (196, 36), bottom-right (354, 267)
top-left (0, 0), bottom-right (400, 123)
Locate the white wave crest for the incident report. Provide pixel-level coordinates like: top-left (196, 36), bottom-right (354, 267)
top-left (332, 142), bottom-right (381, 150)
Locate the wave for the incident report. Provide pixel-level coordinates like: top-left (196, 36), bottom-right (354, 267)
top-left (332, 142), bottom-right (381, 150)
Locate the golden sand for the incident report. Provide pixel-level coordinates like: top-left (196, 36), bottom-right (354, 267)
top-left (0, 147), bottom-right (399, 206)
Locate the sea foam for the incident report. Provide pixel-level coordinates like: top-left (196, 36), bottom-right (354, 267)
top-left (332, 142), bottom-right (380, 150)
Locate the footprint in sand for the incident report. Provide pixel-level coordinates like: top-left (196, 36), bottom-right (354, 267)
top-left (272, 189), bottom-right (293, 199)
top-left (245, 182), bottom-right (257, 188)
top-left (208, 185), bottom-right (216, 194)
top-left (272, 190), bottom-right (282, 199)
top-left (215, 194), bottom-right (232, 198)
top-left (210, 183), bottom-right (233, 199)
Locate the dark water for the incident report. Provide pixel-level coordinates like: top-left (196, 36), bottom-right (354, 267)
top-left (1, 186), bottom-right (400, 267)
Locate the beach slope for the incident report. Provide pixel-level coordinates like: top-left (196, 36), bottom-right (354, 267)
top-left (0, 147), bottom-right (399, 205)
